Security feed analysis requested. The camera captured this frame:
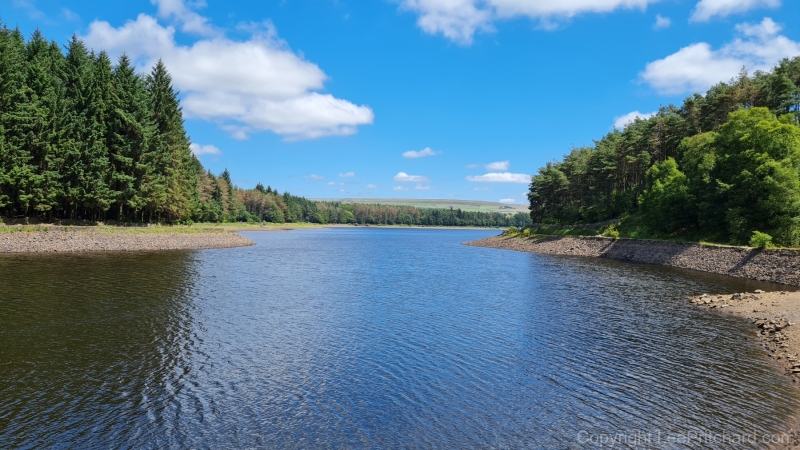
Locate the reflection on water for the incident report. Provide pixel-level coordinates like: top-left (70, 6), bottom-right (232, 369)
top-left (1, 228), bottom-right (798, 449)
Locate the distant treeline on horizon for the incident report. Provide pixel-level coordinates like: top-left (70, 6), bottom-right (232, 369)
top-left (0, 24), bottom-right (530, 229)
top-left (527, 57), bottom-right (800, 246)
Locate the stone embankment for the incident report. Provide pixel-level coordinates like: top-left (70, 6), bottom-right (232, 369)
top-left (465, 235), bottom-right (800, 286)
top-left (0, 228), bottom-right (255, 253)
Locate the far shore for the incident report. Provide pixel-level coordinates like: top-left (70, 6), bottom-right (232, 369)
top-left (0, 223), bottom-right (502, 253)
top-left (0, 226), bottom-right (254, 253)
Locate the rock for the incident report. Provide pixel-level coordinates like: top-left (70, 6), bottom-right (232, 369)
top-left (731, 293), bottom-right (742, 300)
top-left (755, 289), bottom-right (764, 294)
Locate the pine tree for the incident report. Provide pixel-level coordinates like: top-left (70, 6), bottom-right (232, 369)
top-left (61, 35), bottom-right (93, 219)
top-left (144, 60), bottom-right (195, 222)
top-left (24, 30), bottom-right (65, 217)
top-left (0, 27), bottom-right (37, 216)
top-left (108, 53), bottom-right (151, 221)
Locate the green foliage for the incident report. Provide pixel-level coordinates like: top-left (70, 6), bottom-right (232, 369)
top-left (639, 158), bottom-right (694, 233)
top-left (527, 59), bottom-right (800, 247)
top-left (602, 224), bottom-right (620, 239)
top-left (749, 231), bottom-right (774, 249)
top-left (504, 226), bottom-right (518, 235)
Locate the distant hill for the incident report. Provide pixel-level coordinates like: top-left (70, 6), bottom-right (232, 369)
top-left (310, 198), bottom-right (529, 214)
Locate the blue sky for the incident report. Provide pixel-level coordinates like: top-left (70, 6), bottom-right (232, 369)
top-left (2, 0), bottom-right (799, 204)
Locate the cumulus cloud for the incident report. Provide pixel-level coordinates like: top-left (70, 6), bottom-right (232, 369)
top-left (393, 186), bottom-right (409, 191)
top-left (394, 172), bottom-right (431, 182)
top-left (613, 110), bottom-right (656, 129)
top-left (83, 3), bottom-right (373, 140)
top-left (189, 143), bottom-right (222, 156)
top-left (466, 172), bottom-right (531, 183)
top-left (640, 18), bottom-right (800, 95)
top-left (306, 174), bottom-right (325, 180)
top-left (400, 0), bottom-right (662, 44)
top-left (485, 160), bottom-right (510, 171)
top-left (690, 0), bottom-right (780, 22)
top-left (653, 14), bottom-right (670, 29)
top-left (339, 171), bottom-right (356, 177)
top-left (402, 147), bottom-right (440, 158)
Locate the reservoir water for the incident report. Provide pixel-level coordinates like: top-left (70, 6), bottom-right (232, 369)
top-left (1, 228), bottom-right (798, 449)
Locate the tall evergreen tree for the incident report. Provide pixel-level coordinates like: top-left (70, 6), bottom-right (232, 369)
top-left (108, 53), bottom-right (151, 221)
top-left (144, 60), bottom-right (194, 221)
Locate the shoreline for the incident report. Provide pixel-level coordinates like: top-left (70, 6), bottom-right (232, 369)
top-left (465, 234), bottom-right (800, 286)
top-left (0, 227), bottom-right (254, 253)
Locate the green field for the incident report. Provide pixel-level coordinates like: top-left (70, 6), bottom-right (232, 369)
top-left (311, 198), bottom-right (529, 214)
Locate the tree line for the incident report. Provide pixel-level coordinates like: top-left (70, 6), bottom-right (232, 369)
top-left (0, 25), bottom-right (528, 229)
top-left (527, 58), bottom-right (800, 246)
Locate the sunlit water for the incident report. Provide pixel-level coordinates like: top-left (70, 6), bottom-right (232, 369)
top-left (1, 228), bottom-right (798, 449)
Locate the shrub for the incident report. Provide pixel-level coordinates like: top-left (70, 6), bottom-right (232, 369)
top-left (749, 231), bottom-right (774, 249)
top-left (602, 224), bottom-right (620, 239)
top-left (504, 226), bottom-right (519, 236)
top-left (521, 228), bottom-right (531, 237)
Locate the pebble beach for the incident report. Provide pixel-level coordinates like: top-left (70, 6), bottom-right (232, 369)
top-left (0, 227), bottom-right (255, 253)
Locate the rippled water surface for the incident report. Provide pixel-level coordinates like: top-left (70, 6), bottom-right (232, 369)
top-left (2, 228), bottom-right (799, 449)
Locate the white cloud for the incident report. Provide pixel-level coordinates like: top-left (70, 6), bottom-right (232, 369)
top-left (499, 198), bottom-right (517, 204)
top-left (189, 143), bottom-right (222, 156)
top-left (400, 0), bottom-right (663, 44)
top-left (393, 186), bottom-right (409, 191)
top-left (414, 184), bottom-right (432, 190)
top-left (613, 110), bottom-right (656, 129)
top-left (653, 14), bottom-right (670, 29)
top-left (365, 184), bottom-right (378, 189)
top-left (306, 174), bottom-right (325, 180)
top-left (339, 171), bottom-right (356, 177)
top-left (82, 4), bottom-right (373, 140)
top-left (640, 18), bottom-right (800, 95)
top-left (402, 147), bottom-right (440, 158)
top-left (151, 0), bottom-right (218, 36)
top-left (394, 172), bottom-right (431, 182)
top-left (485, 160), bottom-right (510, 171)
top-left (466, 172), bottom-right (531, 183)
top-left (690, 0), bottom-right (780, 22)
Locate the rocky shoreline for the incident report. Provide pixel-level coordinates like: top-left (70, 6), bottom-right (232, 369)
top-left (0, 228), bottom-right (255, 253)
top-left (465, 234), bottom-right (800, 286)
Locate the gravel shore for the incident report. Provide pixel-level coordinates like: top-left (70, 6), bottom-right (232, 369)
top-left (0, 228), bottom-right (255, 253)
top-left (465, 234), bottom-right (800, 286)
